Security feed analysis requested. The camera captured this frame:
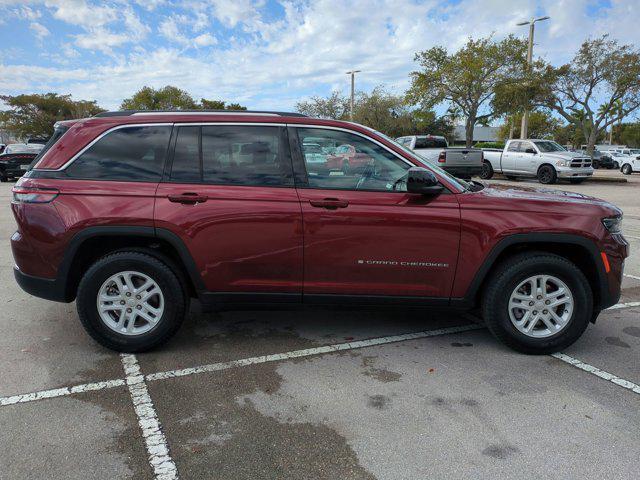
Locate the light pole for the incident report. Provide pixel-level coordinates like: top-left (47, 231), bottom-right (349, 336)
top-left (517, 15), bottom-right (549, 139)
top-left (346, 70), bottom-right (361, 120)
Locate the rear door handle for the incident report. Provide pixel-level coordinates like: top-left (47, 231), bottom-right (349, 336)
top-left (309, 198), bottom-right (349, 209)
top-left (167, 193), bottom-right (208, 204)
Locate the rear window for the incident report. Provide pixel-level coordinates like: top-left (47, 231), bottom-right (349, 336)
top-left (30, 125), bottom-right (69, 169)
top-left (414, 137), bottom-right (448, 149)
top-left (63, 125), bottom-right (172, 181)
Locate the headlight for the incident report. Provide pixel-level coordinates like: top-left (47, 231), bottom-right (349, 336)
top-left (556, 159), bottom-right (570, 167)
top-left (602, 216), bottom-right (623, 234)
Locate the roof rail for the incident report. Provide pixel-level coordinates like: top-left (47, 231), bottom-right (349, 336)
top-left (93, 110), bottom-right (307, 118)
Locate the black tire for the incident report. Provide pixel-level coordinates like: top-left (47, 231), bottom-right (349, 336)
top-left (622, 164), bottom-right (632, 175)
top-left (613, 161), bottom-right (620, 169)
top-left (481, 253), bottom-right (592, 354)
top-left (76, 251), bottom-right (187, 352)
top-left (480, 161), bottom-right (494, 179)
top-left (592, 160), bottom-right (599, 169)
top-left (537, 164), bottom-right (557, 184)
top-left (569, 178), bottom-right (585, 184)
top-left (0, 173), bottom-right (7, 182)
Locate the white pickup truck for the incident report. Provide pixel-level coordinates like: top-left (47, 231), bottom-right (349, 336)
top-left (395, 135), bottom-right (483, 179)
top-left (480, 139), bottom-right (594, 184)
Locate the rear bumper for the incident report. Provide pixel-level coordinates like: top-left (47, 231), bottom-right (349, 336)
top-left (443, 165), bottom-right (483, 178)
top-left (14, 266), bottom-right (69, 302)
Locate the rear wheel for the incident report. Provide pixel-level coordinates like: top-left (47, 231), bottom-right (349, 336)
top-left (482, 253), bottom-right (592, 354)
top-left (622, 164), bottom-right (632, 175)
top-left (537, 165), bottom-right (557, 184)
top-left (76, 251), bottom-right (186, 352)
top-left (480, 161), bottom-right (494, 179)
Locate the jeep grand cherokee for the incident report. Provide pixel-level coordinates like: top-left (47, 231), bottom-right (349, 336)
top-left (11, 110), bottom-right (628, 353)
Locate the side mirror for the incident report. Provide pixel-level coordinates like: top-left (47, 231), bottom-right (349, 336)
top-left (406, 167), bottom-right (444, 195)
top-left (525, 148), bottom-right (537, 154)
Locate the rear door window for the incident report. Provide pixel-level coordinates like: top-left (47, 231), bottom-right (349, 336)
top-left (414, 137), bottom-right (448, 149)
top-left (64, 125), bottom-right (171, 181)
top-left (507, 141), bottom-right (521, 152)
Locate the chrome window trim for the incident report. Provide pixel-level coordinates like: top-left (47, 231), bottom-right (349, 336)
top-left (36, 123), bottom-right (174, 171)
top-left (132, 111), bottom-right (280, 117)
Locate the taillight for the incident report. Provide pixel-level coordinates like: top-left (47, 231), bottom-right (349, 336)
top-left (438, 151), bottom-right (446, 163)
top-left (12, 186), bottom-right (59, 203)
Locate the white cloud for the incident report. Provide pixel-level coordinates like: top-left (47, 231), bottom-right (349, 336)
top-left (29, 21), bottom-right (50, 39)
top-left (158, 15), bottom-right (190, 45)
top-left (15, 5), bottom-right (41, 19)
top-left (193, 33), bottom-right (217, 47)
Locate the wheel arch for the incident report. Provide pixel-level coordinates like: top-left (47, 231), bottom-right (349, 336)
top-left (457, 233), bottom-right (609, 315)
top-left (59, 226), bottom-right (204, 302)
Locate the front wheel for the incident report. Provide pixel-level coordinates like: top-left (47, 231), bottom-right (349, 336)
top-left (480, 161), bottom-right (494, 179)
top-left (76, 251), bottom-right (187, 352)
top-left (622, 164), bottom-right (632, 175)
top-left (537, 165), bottom-right (557, 184)
top-left (482, 253), bottom-right (592, 354)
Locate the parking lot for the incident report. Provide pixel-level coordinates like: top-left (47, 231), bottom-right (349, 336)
top-left (1, 172), bottom-right (639, 480)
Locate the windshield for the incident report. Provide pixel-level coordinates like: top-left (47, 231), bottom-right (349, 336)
top-left (355, 124), bottom-right (468, 191)
top-left (533, 140), bottom-right (566, 152)
top-left (414, 136), bottom-right (448, 149)
top-left (29, 124), bottom-right (69, 169)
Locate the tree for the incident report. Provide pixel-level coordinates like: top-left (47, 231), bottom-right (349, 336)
top-left (497, 110), bottom-right (562, 141)
top-left (199, 99), bottom-right (247, 110)
top-left (0, 93), bottom-right (104, 139)
top-left (620, 122), bottom-right (640, 147)
top-left (295, 91), bottom-right (349, 119)
top-left (532, 36), bottom-right (640, 154)
top-left (407, 35), bottom-right (527, 147)
top-left (121, 86), bottom-right (198, 110)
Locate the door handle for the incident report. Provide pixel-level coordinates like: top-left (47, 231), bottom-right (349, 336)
top-left (309, 198), bottom-right (349, 209)
top-left (167, 193), bottom-right (208, 204)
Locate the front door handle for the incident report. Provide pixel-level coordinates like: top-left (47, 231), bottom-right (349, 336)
top-left (167, 193), bottom-right (208, 204)
top-left (309, 198), bottom-right (349, 209)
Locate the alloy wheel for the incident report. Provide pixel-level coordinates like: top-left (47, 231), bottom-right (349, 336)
top-left (97, 271), bottom-right (165, 336)
top-left (508, 274), bottom-right (574, 338)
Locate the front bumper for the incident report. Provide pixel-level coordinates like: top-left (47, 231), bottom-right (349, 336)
top-left (556, 167), bottom-right (594, 178)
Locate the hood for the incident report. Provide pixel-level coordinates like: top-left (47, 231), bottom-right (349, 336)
top-left (467, 182), bottom-right (622, 216)
top-left (541, 151), bottom-right (587, 161)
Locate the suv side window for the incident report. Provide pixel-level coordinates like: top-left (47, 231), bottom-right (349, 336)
top-left (65, 126), bottom-right (171, 181)
top-left (295, 127), bottom-right (409, 192)
top-left (507, 141), bottom-right (521, 152)
top-left (202, 126), bottom-right (292, 186)
top-left (168, 125), bottom-right (293, 187)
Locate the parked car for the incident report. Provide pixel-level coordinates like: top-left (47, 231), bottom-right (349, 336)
top-left (12, 111), bottom-right (627, 355)
top-left (0, 151), bottom-right (38, 181)
top-left (481, 139), bottom-right (593, 184)
top-left (573, 149), bottom-right (614, 169)
top-left (618, 152), bottom-right (640, 175)
top-left (4, 143), bottom-right (44, 155)
top-left (606, 151), bottom-right (631, 170)
top-left (325, 144), bottom-right (374, 173)
top-left (395, 135), bottom-right (483, 179)
top-left (0, 143), bottom-right (6, 154)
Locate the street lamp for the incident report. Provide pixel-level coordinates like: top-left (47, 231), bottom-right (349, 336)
top-left (517, 15), bottom-right (550, 139)
top-left (346, 70), bottom-right (361, 120)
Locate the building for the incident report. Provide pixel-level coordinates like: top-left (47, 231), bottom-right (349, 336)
top-left (452, 125), bottom-right (500, 145)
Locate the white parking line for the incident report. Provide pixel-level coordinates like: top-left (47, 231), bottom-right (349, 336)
top-left (145, 324), bottom-right (483, 382)
top-left (623, 273), bottom-right (640, 281)
top-left (552, 353), bottom-right (640, 395)
top-left (0, 379), bottom-right (125, 407)
top-left (607, 301), bottom-right (640, 310)
top-left (121, 354), bottom-right (178, 480)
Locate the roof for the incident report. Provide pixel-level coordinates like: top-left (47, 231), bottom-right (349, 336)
top-left (93, 110), bottom-right (307, 118)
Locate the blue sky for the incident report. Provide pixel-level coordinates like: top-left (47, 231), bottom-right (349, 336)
top-left (0, 0), bottom-right (638, 112)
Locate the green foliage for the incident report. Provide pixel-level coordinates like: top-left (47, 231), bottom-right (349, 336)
top-left (619, 122), bottom-right (640, 147)
top-left (497, 111), bottom-right (562, 141)
top-left (474, 142), bottom-right (505, 149)
top-left (121, 86), bottom-right (246, 111)
top-left (294, 86), bottom-right (453, 139)
top-left (531, 35), bottom-right (640, 152)
top-left (0, 93), bottom-right (104, 139)
top-left (407, 35), bottom-right (527, 146)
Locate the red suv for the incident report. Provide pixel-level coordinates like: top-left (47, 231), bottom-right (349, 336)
top-left (11, 111), bottom-right (628, 354)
